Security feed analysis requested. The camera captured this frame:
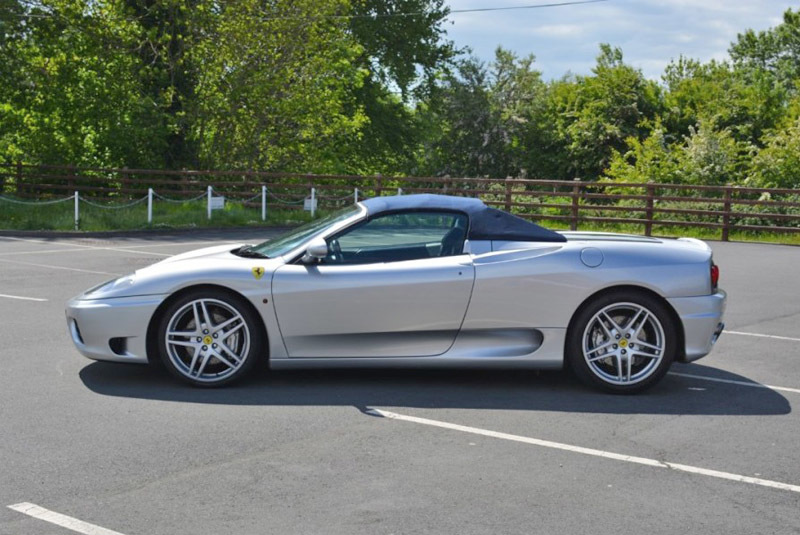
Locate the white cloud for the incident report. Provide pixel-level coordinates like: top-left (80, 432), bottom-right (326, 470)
top-left (529, 24), bottom-right (585, 37)
top-left (444, 0), bottom-right (796, 79)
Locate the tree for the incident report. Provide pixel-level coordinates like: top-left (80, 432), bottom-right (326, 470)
top-left (605, 119), bottom-right (747, 186)
top-left (662, 56), bottom-right (785, 148)
top-left (416, 56), bottom-right (501, 177)
top-left (549, 44), bottom-right (663, 181)
top-left (0, 0), bottom-right (170, 167)
top-left (344, 0), bottom-right (458, 174)
top-left (748, 110), bottom-right (800, 189)
top-left (189, 0), bottom-right (367, 172)
top-left (415, 48), bottom-right (552, 178)
top-left (604, 121), bottom-right (681, 184)
top-left (730, 8), bottom-right (800, 94)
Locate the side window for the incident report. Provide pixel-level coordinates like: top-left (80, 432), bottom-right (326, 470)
top-left (324, 211), bottom-right (468, 265)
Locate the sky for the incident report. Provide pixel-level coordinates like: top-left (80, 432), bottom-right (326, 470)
top-left (444, 0), bottom-right (795, 80)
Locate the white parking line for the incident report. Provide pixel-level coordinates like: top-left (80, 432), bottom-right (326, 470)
top-left (0, 246), bottom-right (172, 257)
top-left (0, 293), bottom-right (48, 302)
top-left (0, 247), bottom-right (106, 256)
top-left (0, 237), bottom-right (171, 257)
top-left (121, 240), bottom-right (231, 248)
top-left (367, 409), bottom-right (800, 494)
top-left (726, 330), bottom-right (800, 343)
top-left (0, 258), bottom-right (119, 276)
top-left (668, 371), bottom-right (800, 394)
top-left (7, 502), bottom-right (126, 535)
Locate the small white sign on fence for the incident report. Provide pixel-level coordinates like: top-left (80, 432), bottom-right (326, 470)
top-left (209, 196), bottom-right (225, 210)
top-left (303, 196), bottom-right (317, 212)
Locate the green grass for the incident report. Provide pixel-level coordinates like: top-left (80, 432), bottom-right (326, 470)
top-left (1, 195), bottom-right (798, 245)
top-left (0, 196), bottom-right (323, 231)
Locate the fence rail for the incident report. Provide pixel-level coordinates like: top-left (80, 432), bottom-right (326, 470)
top-left (1, 163), bottom-right (799, 239)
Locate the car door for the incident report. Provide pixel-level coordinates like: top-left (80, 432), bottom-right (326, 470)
top-left (271, 211), bottom-right (475, 358)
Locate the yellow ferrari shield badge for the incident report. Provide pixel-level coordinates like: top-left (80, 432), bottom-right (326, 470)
top-left (251, 266), bottom-right (265, 280)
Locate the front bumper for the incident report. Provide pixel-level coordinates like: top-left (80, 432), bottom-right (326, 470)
top-left (65, 294), bottom-right (166, 364)
top-left (667, 290), bottom-right (727, 363)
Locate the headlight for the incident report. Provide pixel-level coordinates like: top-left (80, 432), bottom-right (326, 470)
top-left (84, 273), bottom-right (137, 297)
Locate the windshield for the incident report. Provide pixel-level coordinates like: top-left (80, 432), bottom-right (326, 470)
top-left (249, 205), bottom-right (361, 258)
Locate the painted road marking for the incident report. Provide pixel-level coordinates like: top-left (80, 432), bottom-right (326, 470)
top-left (726, 330), bottom-right (800, 343)
top-left (0, 258), bottom-right (119, 276)
top-left (668, 371), bottom-right (800, 395)
top-left (366, 409), bottom-right (800, 494)
top-left (0, 247), bottom-right (109, 256)
top-left (0, 246), bottom-right (171, 257)
top-left (0, 237), bottom-right (171, 257)
top-left (0, 293), bottom-right (47, 302)
top-left (120, 240), bottom-right (232, 248)
top-left (7, 502), bottom-right (126, 535)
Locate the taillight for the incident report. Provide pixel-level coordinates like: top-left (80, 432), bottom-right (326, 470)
top-left (710, 263), bottom-right (719, 290)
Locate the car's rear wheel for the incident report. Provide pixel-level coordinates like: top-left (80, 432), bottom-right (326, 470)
top-left (157, 289), bottom-right (263, 387)
top-left (567, 291), bottom-right (676, 394)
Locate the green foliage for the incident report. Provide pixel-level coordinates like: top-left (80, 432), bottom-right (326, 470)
top-left (0, 0), bottom-right (170, 166)
top-left (416, 47), bottom-right (553, 178)
top-left (548, 45), bottom-right (664, 180)
top-left (605, 119), bottom-right (748, 186)
top-left (748, 115), bottom-right (800, 189)
top-left (730, 8), bottom-right (800, 94)
top-left (605, 123), bottom-right (680, 184)
top-left (3, 2), bottom-right (800, 190)
top-left (190, 0), bottom-right (367, 172)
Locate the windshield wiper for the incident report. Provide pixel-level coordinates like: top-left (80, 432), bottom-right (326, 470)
top-left (231, 245), bottom-right (269, 258)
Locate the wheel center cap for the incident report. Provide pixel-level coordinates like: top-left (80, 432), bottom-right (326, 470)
top-left (203, 335), bottom-right (213, 345)
top-left (619, 338), bottom-right (628, 348)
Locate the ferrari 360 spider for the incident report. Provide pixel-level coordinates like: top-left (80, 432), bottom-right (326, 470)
top-left (66, 194), bottom-right (726, 393)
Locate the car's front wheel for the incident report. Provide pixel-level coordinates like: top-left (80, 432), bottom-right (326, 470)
top-left (566, 291), bottom-right (676, 394)
top-left (157, 289), bottom-right (263, 387)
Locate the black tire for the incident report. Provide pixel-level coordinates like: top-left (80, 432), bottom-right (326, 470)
top-left (157, 288), bottom-right (264, 387)
top-left (566, 290), bottom-right (676, 394)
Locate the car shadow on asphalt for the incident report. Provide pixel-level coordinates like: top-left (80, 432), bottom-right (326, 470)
top-left (78, 362), bottom-right (791, 416)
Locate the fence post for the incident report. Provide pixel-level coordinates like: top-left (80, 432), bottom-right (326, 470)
top-left (262, 185), bottom-right (267, 221)
top-left (570, 178), bottom-right (581, 231)
top-left (310, 187), bottom-right (316, 218)
top-left (74, 191), bottom-right (79, 230)
top-left (121, 167), bottom-right (129, 195)
top-left (375, 174), bottom-right (383, 197)
top-left (644, 182), bottom-right (655, 237)
top-left (67, 164), bottom-right (76, 193)
top-left (207, 185), bottom-right (212, 220)
top-left (16, 161), bottom-right (22, 195)
top-left (354, 187), bottom-right (358, 204)
top-left (721, 186), bottom-right (732, 241)
top-left (147, 188), bottom-right (153, 224)
top-left (504, 178), bottom-right (512, 212)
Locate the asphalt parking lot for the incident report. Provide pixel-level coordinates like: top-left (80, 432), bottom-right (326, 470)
top-left (0, 230), bottom-right (798, 535)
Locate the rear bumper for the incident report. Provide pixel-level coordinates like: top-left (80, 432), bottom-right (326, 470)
top-left (65, 294), bottom-right (165, 364)
top-left (668, 290), bottom-right (727, 363)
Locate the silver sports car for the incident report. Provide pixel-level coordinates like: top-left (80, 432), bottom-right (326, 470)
top-left (66, 194), bottom-right (726, 393)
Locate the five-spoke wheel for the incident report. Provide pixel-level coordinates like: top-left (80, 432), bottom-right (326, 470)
top-left (157, 289), bottom-right (263, 386)
top-left (567, 291), bottom-right (676, 393)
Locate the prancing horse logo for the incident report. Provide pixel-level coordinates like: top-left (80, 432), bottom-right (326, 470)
top-left (251, 266), bottom-right (265, 280)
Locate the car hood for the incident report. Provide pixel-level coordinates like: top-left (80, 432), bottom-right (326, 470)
top-left (80, 244), bottom-right (285, 300)
top-left (151, 243), bottom-right (248, 266)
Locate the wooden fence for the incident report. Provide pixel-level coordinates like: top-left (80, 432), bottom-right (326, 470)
top-left (1, 163), bottom-right (799, 240)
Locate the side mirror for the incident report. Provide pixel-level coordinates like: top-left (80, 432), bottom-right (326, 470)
top-left (302, 237), bottom-right (328, 264)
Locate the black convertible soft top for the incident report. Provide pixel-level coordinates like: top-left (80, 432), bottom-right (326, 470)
top-left (361, 194), bottom-right (566, 243)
